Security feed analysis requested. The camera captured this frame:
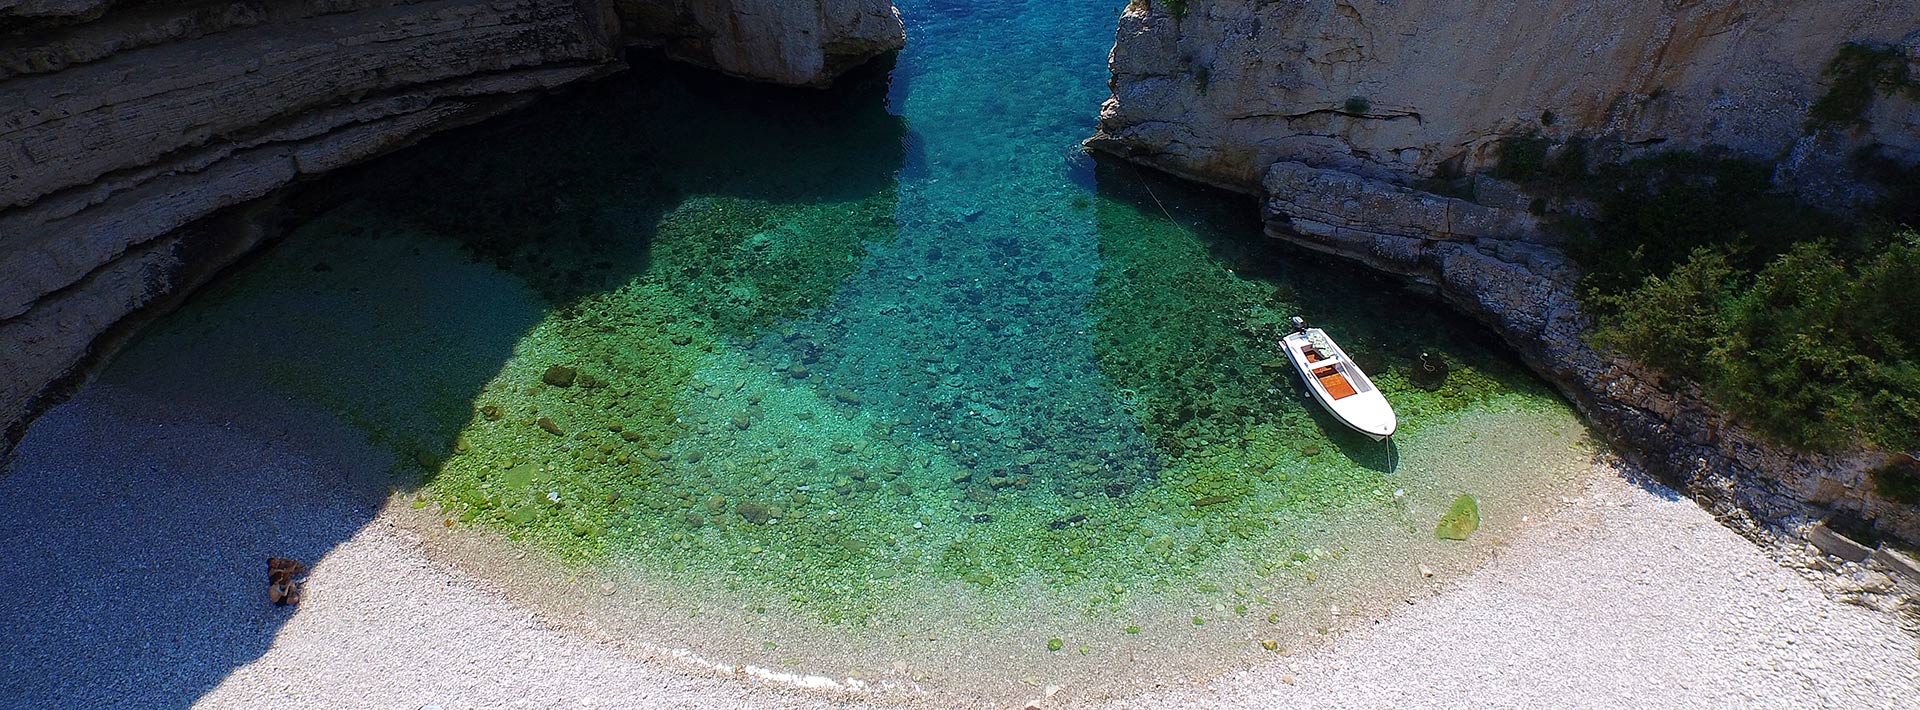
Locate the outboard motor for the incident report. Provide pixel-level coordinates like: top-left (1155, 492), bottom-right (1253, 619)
top-left (1290, 316), bottom-right (1308, 333)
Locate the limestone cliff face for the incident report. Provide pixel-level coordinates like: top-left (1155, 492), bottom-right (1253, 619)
top-left (618, 0), bottom-right (904, 87)
top-left (1092, 0), bottom-right (1920, 190)
top-left (1090, 0), bottom-right (1920, 545)
top-left (0, 0), bottom-right (901, 452)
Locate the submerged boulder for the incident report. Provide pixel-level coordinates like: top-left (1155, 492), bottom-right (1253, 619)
top-left (1409, 352), bottom-right (1449, 391)
top-left (542, 365), bottom-right (578, 387)
top-left (737, 501), bottom-right (782, 525)
top-left (1435, 494), bottom-right (1480, 540)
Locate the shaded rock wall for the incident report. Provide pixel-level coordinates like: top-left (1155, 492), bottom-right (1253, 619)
top-left (1089, 0), bottom-right (1920, 545)
top-left (0, 0), bottom-right (902, 453)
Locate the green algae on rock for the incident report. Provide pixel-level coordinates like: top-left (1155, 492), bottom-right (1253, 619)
top-left (1436, 494), bottom-right (1482, 540)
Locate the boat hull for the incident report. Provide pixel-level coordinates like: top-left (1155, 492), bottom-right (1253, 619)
top-left (1282, 330), bottom-right (1397, 441)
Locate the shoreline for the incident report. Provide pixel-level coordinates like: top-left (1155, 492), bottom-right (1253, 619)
top-left (3, 381), bottom-right (1915, 708)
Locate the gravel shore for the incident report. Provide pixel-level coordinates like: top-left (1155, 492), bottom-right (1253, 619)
top-left (3, 381), bottom-right (1915, 709)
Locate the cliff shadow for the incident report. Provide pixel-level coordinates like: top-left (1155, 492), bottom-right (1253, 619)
top-left (0, 52), bottom-right (906, 707)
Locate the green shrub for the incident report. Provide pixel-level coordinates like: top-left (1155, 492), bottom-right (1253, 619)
top-left (1870, 457), bottom-right (1920, 504)
top-left (1590, 248), bottom-right (1738, 383)
top-left (1571, 151), bottom-right (1840, 297)
top-left (1705, 242), bottom-right (1860, 448)
top-left (1492, 136), bottom-right (1550, 181)
top-left (1591, 230), bottom-right (1920, 452)
top-left (1808, 42), bottom-right (1912, 128)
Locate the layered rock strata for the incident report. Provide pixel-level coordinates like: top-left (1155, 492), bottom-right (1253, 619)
top-left (0, 0), bottom-right (901, 453)
top-left (1090, 0), bottom-right (1920, 545)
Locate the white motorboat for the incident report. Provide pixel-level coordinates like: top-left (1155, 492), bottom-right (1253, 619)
top-left (1281, 317), bottom-right (1397, 441)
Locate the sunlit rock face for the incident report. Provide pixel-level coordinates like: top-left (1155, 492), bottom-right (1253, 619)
top-left (1089, 0), bottom-right (1920, 190)
top-left (1087, 1), bottom-right (1920, 544)
top-left (0, 0), bottom-right (902, 451)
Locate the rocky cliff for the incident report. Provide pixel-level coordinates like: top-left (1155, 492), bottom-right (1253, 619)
top-left (619, 0), bottom-right (904, 87)
top-left (0, 0), bottom-right (901, 453)
top-left (1090, 0), bottom-right (1920, 545)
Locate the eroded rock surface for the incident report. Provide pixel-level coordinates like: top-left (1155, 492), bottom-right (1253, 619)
top-left (0, 0), bottom-right (901, 453)
top-left (619, 0), bottom-right (904, 87)
top-left (1091, 1), bottom-right (1920, 545)
top-left (1091, 0), bottom-right (1920, 190)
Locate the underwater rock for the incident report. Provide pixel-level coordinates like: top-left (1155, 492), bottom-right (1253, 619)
top-left (1191, 495), bottom-right (1231, 507)
top-left (737, 501), bottom-right (778, 524)
top-left (503, 463), bottom-right (537, 488)
top-left (671, 334), bottom-right (693, 346)
top-left (833, 389), bottom-right (863, 405)
top-left (1409, 352), bottom-right (1450, 391)
top-left (480, 404), bottom-right (503, 421)
top-left (1300, 443), bottom-right (1322, 457)
top-left (732, 414), bottom-right (751, 430)
top-left (1435, 494), bottom-right (1480, 540)
top-left (685, 450), bottom-right (706, 464)
top-left (542, 365), bottom-right (578, 387)
top-left (789, 363), bottom-right (812, 379)
top-left (537, 417), bottom-right (565, 436)
top-left (1048, 513), bottom-right (1088, 530)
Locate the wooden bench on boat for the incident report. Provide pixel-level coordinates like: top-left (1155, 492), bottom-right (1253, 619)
top-left (1303, 349), bottom-right (1359, 400)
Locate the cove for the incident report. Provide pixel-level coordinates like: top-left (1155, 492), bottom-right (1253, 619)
top-left (101, 0), bottom-right (1597, 702)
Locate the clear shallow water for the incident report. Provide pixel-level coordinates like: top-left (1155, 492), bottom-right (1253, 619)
top-left (109, 0), bottom-right (1596, 701)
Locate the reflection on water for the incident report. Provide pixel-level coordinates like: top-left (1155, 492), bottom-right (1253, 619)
top-left (110, 0), bottom-right (1597, 701)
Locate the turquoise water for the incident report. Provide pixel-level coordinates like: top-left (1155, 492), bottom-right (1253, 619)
top-left (111, 0), bottom-right (1595, 699)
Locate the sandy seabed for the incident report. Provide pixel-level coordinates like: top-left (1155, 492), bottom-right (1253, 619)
top-left (3, 379), bottom-right (1916, 710)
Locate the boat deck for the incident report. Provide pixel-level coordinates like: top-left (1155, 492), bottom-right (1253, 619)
top-left (1305, 349), bottom-right (1359, 400)
top-left (1314, 366), bottom-right (1358, 399)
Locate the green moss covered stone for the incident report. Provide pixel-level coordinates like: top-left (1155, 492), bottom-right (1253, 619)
top-left (1435, 494), bottom-right (1480, 540)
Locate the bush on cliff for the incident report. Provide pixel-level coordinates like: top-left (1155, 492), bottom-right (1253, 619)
top-left (1570, 151), bottom-right (1840, 296)
top-left (1807, 42), bottom-right (1914, 129)
top-left (1591, 230), bottom-right (1920, 453)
